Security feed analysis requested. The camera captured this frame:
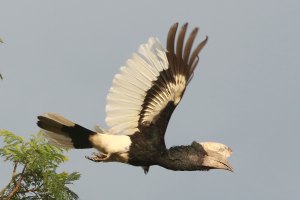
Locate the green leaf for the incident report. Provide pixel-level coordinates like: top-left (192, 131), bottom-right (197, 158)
top-left (0, 130), bottom-right (24, 144)
top-left (0, 131), bottom-right (81, 199)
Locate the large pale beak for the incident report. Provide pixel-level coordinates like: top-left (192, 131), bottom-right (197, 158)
top-left (198, 142), bottom-right (233, 172)
top-left (202, 155), bottom-right (233, 172)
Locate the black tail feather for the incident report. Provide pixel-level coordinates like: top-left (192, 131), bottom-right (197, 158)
top-left (37, 113), bottom-right (96, 149)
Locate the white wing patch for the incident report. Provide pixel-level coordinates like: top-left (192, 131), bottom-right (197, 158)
top-left (106, 38), bottom-right (168, 135)
top-left (105, 37), bottom-right (186, 135)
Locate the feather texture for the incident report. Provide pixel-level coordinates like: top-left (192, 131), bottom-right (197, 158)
top-left (106, 38), bottom-right (168, 135)
top-left (106, 23), bottom-right (208, 136)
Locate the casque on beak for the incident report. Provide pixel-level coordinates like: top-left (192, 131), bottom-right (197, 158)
top-left (195, 141), bottom-right (233, 172)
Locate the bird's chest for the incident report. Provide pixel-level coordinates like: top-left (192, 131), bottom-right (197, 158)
top-left (127, 131), bottom-right (165, 166)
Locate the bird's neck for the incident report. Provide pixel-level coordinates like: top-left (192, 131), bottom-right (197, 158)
top-left (158, 142), bottom-right (208, 171)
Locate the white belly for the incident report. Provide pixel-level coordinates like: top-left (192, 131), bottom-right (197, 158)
top-left (89, 133), bottom-right (132, 154)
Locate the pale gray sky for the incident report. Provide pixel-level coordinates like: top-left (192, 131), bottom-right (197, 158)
top-left (1, 1), bottom-right (300, 199)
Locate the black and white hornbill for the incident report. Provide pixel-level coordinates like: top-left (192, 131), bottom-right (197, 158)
top-left (37, 23), bottom-right (233, 173)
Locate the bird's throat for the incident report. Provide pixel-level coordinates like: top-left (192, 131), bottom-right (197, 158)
top-left (158, 143), bottom-right (208, 171)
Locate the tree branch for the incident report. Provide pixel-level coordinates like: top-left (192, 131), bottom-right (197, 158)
top-left (0, 170), bottom-right (21, 197)
top-left (5, 164), bottom-right (27, 200)
top-left (12, 161), bottom-right (18, 187)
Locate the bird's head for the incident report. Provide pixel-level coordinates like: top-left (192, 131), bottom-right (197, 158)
top-left (192, 141), bottom-right (233, 172)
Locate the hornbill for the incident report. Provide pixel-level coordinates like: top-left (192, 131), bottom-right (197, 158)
top-left (37, 23), bottom-right (233, 174)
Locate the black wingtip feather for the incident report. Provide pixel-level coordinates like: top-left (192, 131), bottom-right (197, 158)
top-left (188, 35), bottom-right (208, 75)
top-left (183, 27), bottom-right (199, 64)
top-left (176, 23), bottom-right (188, 59)
top-left (167, 23), bottom-right (179, 53)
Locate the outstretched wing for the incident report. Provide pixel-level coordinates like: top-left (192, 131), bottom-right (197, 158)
top-left (105, 23), bottom-right (208, 136)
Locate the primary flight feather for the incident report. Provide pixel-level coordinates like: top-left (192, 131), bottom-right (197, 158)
top-left (37, 23), bottom-right (233, 173)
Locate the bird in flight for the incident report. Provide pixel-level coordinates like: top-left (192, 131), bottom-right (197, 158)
top-left (37, 23), bottom-right (233, 173)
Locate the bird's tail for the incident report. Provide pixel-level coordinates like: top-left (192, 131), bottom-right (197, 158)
top-left (37, 113), bottom-right (99, 149)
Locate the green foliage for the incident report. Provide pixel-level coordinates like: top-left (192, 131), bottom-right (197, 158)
top-left (0, 130), bottom-right (80, 200)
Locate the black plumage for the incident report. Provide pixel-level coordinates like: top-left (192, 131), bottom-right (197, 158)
top-left (37, 23), bottom-right (233, 173)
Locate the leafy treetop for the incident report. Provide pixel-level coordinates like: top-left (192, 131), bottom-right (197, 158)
top-left (0, 130), bottom-right (80, 200)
